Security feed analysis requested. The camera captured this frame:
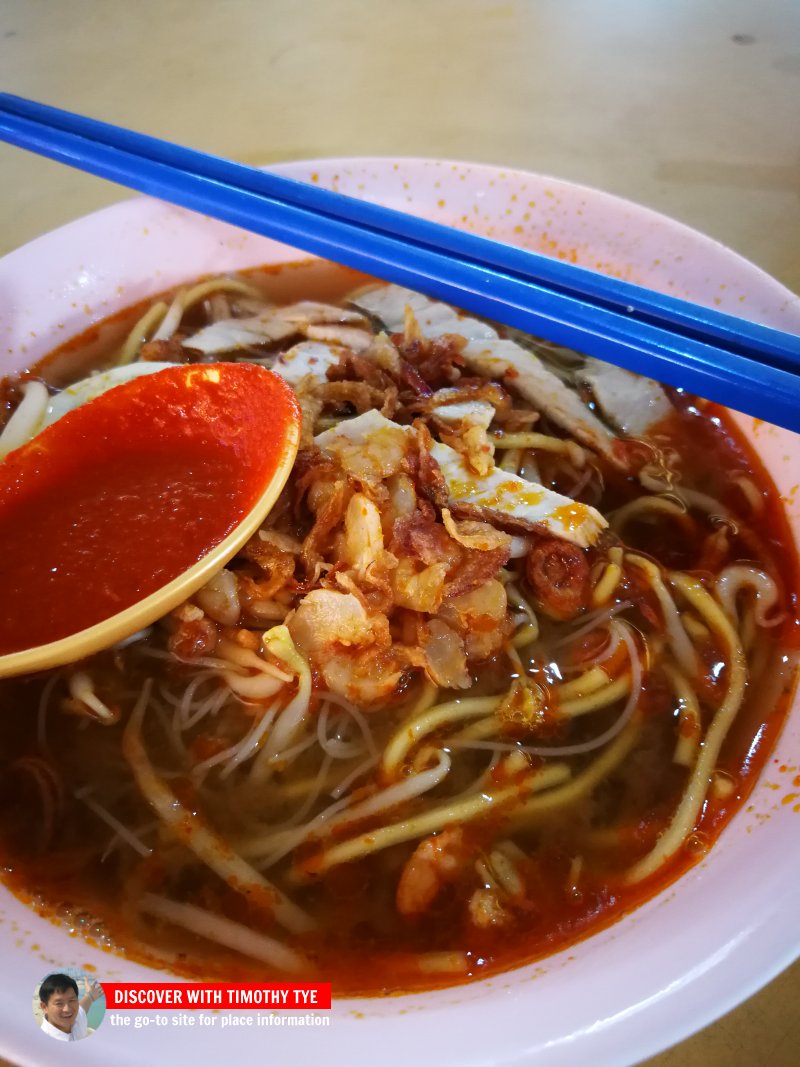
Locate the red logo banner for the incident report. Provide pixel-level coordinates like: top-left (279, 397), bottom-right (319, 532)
top-left (102, 982), bottom-right (331, 1010)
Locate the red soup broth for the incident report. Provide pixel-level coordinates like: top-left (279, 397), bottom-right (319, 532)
top-left (0, 261), bottom-right (797, 996)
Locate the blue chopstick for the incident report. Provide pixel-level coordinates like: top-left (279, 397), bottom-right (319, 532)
top-left (1, 93), bottom-right (800, 434)
top-left (2, 92), bottom-right (797, 373)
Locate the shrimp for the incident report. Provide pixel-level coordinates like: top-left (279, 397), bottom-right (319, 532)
top-left (287, 589), bottom-right (416, 705)
top-left (396, 828), bottom-right (470, 917)
top-left (467, 887), bottom-right (512, 928)
top-left (322, 647), bottom-right (418, 706)
top-left (195, 568), bottom-right (240, 626)
top-left (467, 845), bottom-right (525, 928)
top-left (437, 578), bottom-right (510, 660)
top-left (418, 618), bottom-right (470, 689)
top-left (288, 589), bottom-right (390, 656)
top-left (341, 493), bottom-right (386, 576)
top-left (166, 603), bottom-right (219, 659)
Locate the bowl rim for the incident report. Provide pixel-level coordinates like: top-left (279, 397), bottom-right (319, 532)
top-left (4, 153), bottom-right (800, 323)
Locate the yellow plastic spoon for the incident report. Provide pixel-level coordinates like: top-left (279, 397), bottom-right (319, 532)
top-left (0, 361), bottom-right (300, 678)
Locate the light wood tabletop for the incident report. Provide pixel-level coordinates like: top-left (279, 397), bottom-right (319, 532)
top-left (1, 2), bottom-right (798, 1064)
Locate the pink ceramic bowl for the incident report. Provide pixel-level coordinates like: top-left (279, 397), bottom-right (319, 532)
top-left (1, 158), bottom-right (799, 1067)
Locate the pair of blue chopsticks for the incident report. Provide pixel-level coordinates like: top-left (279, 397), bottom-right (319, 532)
top-left (1, 92), bottom-right (800, 433)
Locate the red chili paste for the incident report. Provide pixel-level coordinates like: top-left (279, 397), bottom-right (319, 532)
top-left (0, 363), bottom-right (299, 654)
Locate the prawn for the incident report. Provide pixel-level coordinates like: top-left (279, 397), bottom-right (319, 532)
top-left (396, 827), bottom-right (470, 917)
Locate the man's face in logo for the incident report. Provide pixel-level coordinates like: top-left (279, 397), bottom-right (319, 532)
top-left (42, 988), bottom-right (79, 1032)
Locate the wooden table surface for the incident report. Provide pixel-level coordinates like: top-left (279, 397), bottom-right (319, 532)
top-left (1, 2), bottom-right (798, 1064)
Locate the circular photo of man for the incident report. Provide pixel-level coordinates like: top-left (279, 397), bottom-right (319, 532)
top-left (34, 968), bottom-right (105, 1041)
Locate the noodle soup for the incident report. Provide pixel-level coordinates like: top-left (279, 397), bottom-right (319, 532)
top-left (0, 265), bottom-right (796, 995)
